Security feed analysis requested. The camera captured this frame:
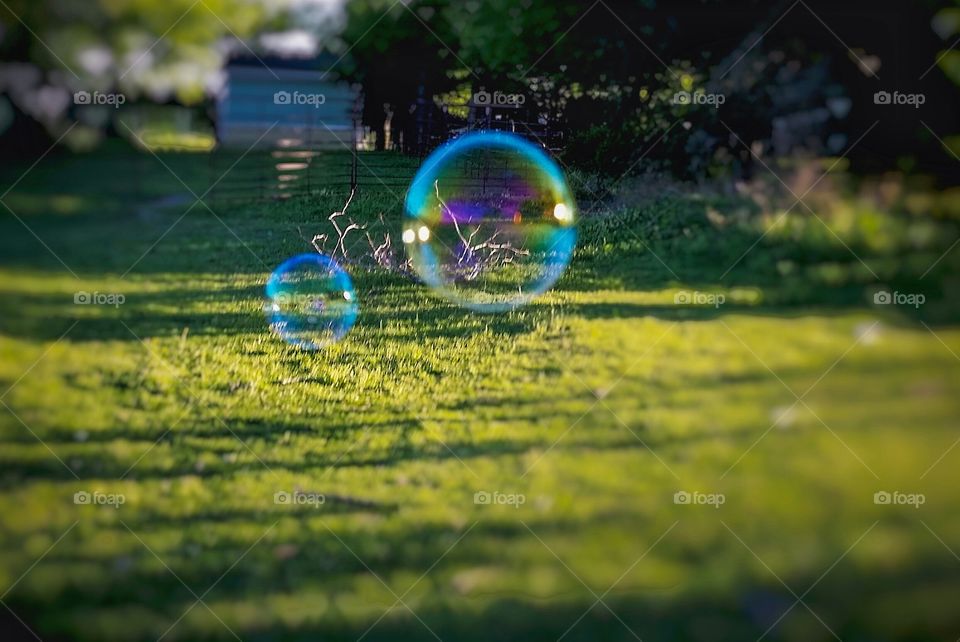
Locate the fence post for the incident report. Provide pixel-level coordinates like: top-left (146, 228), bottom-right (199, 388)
top-left (351, 116), bottom-right (358, 192)
top-left (257, 98), bottom-right (264, 200)
top-left (207, 143), bottom-right (216, 210)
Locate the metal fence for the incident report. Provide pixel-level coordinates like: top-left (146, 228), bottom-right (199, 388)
top-left (206, 97), bottom-right (565, 205)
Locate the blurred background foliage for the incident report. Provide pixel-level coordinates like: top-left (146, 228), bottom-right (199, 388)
top-left (0, 0), bottom-right (957, 184)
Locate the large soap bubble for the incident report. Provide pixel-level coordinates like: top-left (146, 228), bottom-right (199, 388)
top-left (403, 131), bottom-right (577, 312)
top-left (264, 254), bottom-right (358, 349)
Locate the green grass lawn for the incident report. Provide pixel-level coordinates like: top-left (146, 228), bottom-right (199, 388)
top-left (1, 144), bottom-right (959, 641)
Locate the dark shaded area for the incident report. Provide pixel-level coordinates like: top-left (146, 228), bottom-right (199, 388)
top-left (1, 516), bottom-right (957, 641)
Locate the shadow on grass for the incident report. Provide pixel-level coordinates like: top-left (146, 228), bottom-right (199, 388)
top-left (3, 516), bottom-right (958, 642)
top-left (0, 410), bottom-right (773, 488)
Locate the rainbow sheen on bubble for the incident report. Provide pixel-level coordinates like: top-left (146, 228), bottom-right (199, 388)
top-left (264, 254), bottom-right (358, 350)
top-left (403, 131), bottom-right (577, 312)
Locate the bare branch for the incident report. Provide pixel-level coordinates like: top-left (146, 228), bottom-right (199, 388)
top-left (308, 181), bottom-right (533, 284)
top-left (310, 189), bottom-right (413, 274)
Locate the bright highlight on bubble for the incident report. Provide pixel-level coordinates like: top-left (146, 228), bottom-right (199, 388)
top-left (264, 253), bottom-right (358, 350)
top-left (403, 131), bottom-right (577, 312)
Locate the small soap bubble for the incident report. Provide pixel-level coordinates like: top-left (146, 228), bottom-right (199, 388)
top-left (264, 254), bottom-right (358, 349)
